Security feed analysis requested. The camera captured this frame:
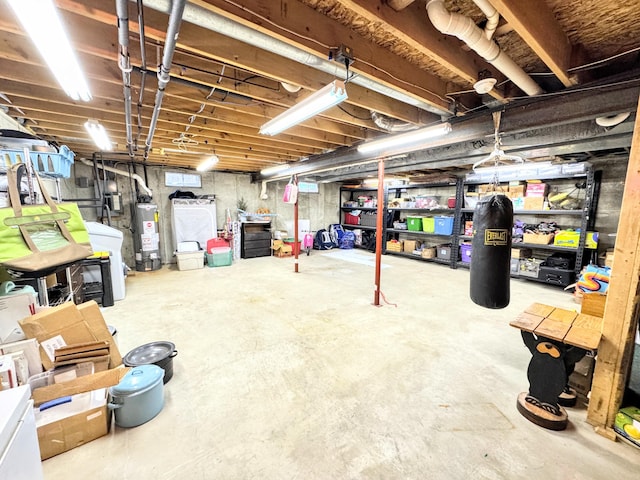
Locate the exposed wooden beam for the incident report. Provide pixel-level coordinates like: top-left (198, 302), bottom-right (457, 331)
top-left (334, 0), bottom-right (507, 101)
top-left (182, 0), bottom-right (451, 114)
top-left (489, 0), bottom-right (577, 87)
top-left (587, 95), bottom-right (640, 435)
top-left (387, 0), bottom-right (416, 11)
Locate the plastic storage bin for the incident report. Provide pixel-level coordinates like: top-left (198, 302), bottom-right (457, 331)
top-left (0, 146), bottom-right (75, 178)
top-left (422, 217), bottom-right (435, 233)
top-left (434, 216), bottom-right (454, 235)
top-left (460, 243), bottom-right (472, 263)
top-left (206, 247), bottom-right (232, 267)
top-left (176, 251), bottom-right (204, 270)
top-left (407, 216), bottom-right (423, 231)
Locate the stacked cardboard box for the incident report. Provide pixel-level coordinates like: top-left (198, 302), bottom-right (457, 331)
top-left (17, 301), bottom-right (124, 460)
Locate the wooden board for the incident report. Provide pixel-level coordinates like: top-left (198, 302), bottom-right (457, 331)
top-left (588, 98), bottom-right (640, 432)
top-left (564, 327), bottom-right (602, 350)
top-left (525, 303), bottom-right (555, 318)
top-left (534, 319), bottom-right (573, 343)
top-left (547, 308), bottom-right (577, 323)
top-left (510, 312), bottom-right (545, 332)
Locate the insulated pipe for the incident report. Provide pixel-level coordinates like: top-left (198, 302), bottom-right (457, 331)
top-left (135, 0), bottom-right (448, 115)
top-left (143, 0), bottom-right (187, 160)
top-left (371, 111), bottom-right (418, 132)
top-left (116, 0), bottom-right (133, 156)
top-left (473, 0), bottom-right (499, 40)
top-left (79, 158), bottom-right (153, 198)
top-left (426, 0), bottom-right (542, 96)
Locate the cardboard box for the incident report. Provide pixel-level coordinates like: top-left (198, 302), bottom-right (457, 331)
top-left (421, 247), bottom-right (436, 259)
top-left (33, 367), bottom-right (129, 460)
top-left (508, 184), bottom-right (526, 197)
top-left (525, 182), bottom-right (547, 197)
top-left (272, 240), bottom-right (293, 257)
top-left (19, 301), bottom-right (122, 371)
top-left (523, 196), bottom-right (545, 210)
top-left (568, 354), bottom-right (595, 397)
top-left (511, 248), bottom-right (533, 259)
top-left (522, 233), bottom-right (554, 245)
top-left (403, 240), bottom-right (420, 253)
top-left (386, 240), bottom-right (403, 252)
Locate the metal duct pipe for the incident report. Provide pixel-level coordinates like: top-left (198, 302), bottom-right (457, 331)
top-left (473, 0), bottom-right (499, 40)
top-left (135, 0), bottom-right (148, 152)
top-left (143, 0), bottom-right (186, 160)
top-left (79, 157), bottom-right (153, 198)
top-left (135, 0), bottom-right (448, 115)
top-left (370, 111), bottom-right (418, 132)
top-left (426, 0), bottom-right (542, 96)
top-left (116, 0), bottom-right (133, 156)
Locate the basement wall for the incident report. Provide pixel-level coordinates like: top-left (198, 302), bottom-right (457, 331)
top-left (47, 155), bottom-right (626, 270)
top-left (58, 161), bottom-right (338, 268)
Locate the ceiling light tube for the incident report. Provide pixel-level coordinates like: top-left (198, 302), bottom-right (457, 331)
top-left (259, 80), bottom-right (348, 136)
top-left (357, 122), bottom-right (452, 156)
top-left (197, 155), bottom-right (219, 172)
top-left (8, 0), bottom-right (92, 102)
top-left (260, 163), bottom-right (290, 175)
top-left (84, 120), bottom-right (112, 151)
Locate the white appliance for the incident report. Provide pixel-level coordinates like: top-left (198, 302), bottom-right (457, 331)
top-left (0, 385), bottom-right (44, 479)
top-left (171, 198), bottom-right (217, 252)
top-left (84, 221), bottom-right (126, 301)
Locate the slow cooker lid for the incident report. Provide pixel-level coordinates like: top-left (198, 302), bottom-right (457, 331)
top-left (111, 364), bottom-right (163, 395)
top-left (123, 341), bottom-right (175, 365)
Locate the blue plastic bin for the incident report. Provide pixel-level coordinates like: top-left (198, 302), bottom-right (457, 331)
top-left (0, 145), bottom-right (75, 178)
top-left (434, 216), bottom-right (454, 235)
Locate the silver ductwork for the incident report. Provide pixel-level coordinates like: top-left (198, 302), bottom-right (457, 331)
top-left (426, 0), bottom-right (542, 96)
top-left (143, 0), bottom-right (187, 160)
top-left (116, 0), bottom-right (133, 156)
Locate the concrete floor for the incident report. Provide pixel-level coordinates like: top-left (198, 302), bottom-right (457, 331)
top-left (42, 249), bottom-right (640, 479)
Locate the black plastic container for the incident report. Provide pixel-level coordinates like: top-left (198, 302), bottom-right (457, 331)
top-left (123, 341), bottom-right (177, 384)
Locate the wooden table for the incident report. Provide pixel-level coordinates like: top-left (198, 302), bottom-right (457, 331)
top-left (510, 303), bottom-right (603, 430)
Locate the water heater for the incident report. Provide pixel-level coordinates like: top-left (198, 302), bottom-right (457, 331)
top-left (134, 203), bottom-right (161, 271)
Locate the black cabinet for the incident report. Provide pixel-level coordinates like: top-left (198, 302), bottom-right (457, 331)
top-left (241, 222), bottom-right (272, 258)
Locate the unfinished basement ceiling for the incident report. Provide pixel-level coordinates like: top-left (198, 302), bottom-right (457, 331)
top-left (0, 0), bottom-right (638, 181)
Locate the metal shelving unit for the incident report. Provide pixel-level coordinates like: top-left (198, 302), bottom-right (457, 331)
top-left (338, 165), bottom-right (600, 288)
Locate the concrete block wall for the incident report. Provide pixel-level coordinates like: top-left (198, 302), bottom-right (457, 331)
top-left (51, 155), bottom-right (627, 270)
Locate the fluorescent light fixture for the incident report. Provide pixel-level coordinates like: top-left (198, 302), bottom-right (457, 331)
top-left (8, 0), bottom-right (92, 102)
top-left (260, 163), bottom-right (290, 175)
top-left (259, 80), bottom-right (348, 136)
top-left (197, 155), bottom-right (219, 172)
top-left (357, 123), bottom-right (452, 156)
top-left (84, 120), bottom-right (112, 151)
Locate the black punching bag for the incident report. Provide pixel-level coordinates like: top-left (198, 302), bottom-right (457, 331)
top-left (470, 194), bottom-right (513, 309)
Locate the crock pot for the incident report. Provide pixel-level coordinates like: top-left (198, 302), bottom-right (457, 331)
top-left (123, 341), bottom-right (177, 384)
top-left (109, 364), bottom-right (164, 428)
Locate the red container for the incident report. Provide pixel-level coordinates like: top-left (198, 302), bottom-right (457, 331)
top-left (284, 239), bottom-right (302, 255)
top-left (344, 213), bottom-right (360, 225)
top-left (447, 197), bottom-right (456, 208)
top-left (206, 237), bottom-right (230, 253)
